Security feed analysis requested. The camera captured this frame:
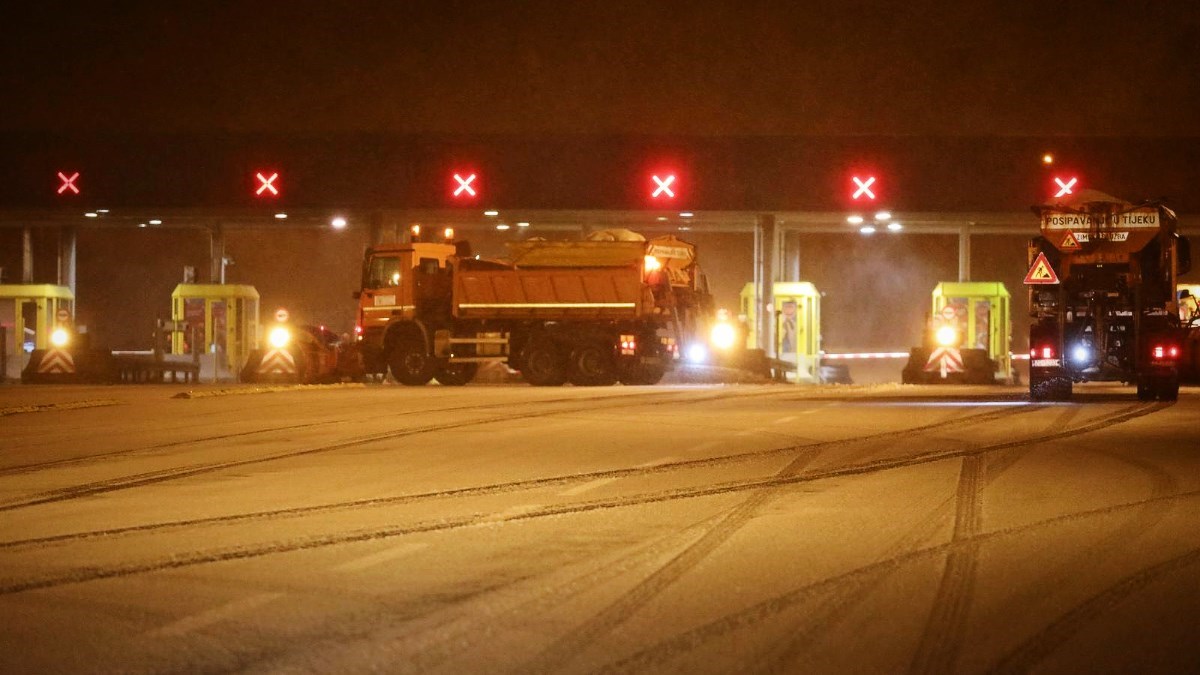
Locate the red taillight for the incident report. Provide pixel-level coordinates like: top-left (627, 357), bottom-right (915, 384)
top-left (354, 325), bottom-right (363, 334)
top-left (1041, 346), bottom-right (1054, 359)
top-left (1152, 344), bottom-right (1179, 360)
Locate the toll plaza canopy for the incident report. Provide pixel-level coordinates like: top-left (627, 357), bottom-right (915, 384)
top-left (1, 133), bottom-right (1199, 214)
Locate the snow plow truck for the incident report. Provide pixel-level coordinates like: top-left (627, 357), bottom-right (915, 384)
top-left (1027, 190), bottom-right (1191, 401)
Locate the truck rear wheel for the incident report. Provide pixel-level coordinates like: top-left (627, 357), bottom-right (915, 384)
top-left (389, 340), bottom-right (436, 386)
top-left (618, 362), bottom-right (666, 385)
top-left (522, 338), bottom-right (567, 386)
top-left (434, 362), bottom-right (478, 386)
top-left (568, 342), bottom-right (618, 386)
top-left (1141, 374), bottom-right (1180, 401)
top-left (1161, 375), bottom-right (1180, 401)
top-left (1030, 373), bottom-right (1071, 401)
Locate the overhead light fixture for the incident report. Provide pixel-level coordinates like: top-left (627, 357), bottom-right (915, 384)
top-left (496, 223), bottom-right (510, 231)
top-left (656, 216), bottom-right (668, 222)
top-left (149, 219), bottom-right (162, 225)
top-left (96, 209), bottom-right (109, 213)
top-left (84, 212), bottom-right (98, 218)
top-left (138, 223), bottom-right (147, 228)
top-left (859, 225), bottom-right (877, 235)
top-left (330, 216), bottom-right (347, 229)
top-left (517, 221), bottom-right (530, 228)
top-left (484, 210), bottom-right (499, 217)
top-left (887, 222), bottom-right (903, 232)
top-left (847, 215), bottom-right (864, 224)
top-left (1042, 154), bottom-right (1054, 165)
top-left (274, 213), bottom-right (288, 220)
top-left (679, 212), bottom-right (694, 218)
top-left (874, 211), bottom-right (891, 221)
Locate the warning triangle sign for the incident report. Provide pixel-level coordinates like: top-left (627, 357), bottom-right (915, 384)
top-left (1061, 231), bottom-right (1081, 250)
top-left (1024, 252), bottom-right (1060, 285)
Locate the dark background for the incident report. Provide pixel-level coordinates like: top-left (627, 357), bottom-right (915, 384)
top-left (1, 1), bottom-right (1197, 355)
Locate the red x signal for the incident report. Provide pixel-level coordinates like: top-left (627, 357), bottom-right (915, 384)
top-left (453, 173), bottom-right (477, 198)
top-left (57, 171), bottom-right (80, 195)
top-left (651, 174), bottom-right (676, 199)
top-left (255, 172), bottom-right (280, 197)
top-left (1054, 176), bottom-right (1077, 198)
top-left (852, 176), bottom-right (876, 200)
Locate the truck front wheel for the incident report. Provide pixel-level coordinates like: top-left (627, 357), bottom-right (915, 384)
top-left (389, 340), bottom-right (436, 386)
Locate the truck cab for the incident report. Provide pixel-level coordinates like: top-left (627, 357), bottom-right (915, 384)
top-left (356, 241), bottom-right (457, 374)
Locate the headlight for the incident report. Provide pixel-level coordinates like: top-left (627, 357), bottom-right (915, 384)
top-left (268, 326), bottom-right (291, 349)
top-left (710, 322), bottom-right (737, 350)
top-left (686, 343), bottom-right (708, 364)
top-left (1072, 344), bottom-right (1091, 364)
top-left (50, 328), bottom-right (70, 348)
top-left (934, 325), bottom-right (958, 347)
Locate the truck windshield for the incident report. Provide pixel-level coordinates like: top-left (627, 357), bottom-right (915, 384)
top-left (367, 256), bottom-right (402, 288)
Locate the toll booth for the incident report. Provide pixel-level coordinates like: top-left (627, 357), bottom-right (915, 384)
top-left (0, 284), bottom-right (74, 381)
top-left (740, 281), bottom-right (822, 382)
top-left (1178, 284), bottom-right (1200, 383)
top-left (171, 284), bottom-right (260, 381)
top-left (930, 281), bottom-right (1012, 381)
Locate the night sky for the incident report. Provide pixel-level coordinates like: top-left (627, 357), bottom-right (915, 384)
top-left (2, 1), bottom-right (1197, 137)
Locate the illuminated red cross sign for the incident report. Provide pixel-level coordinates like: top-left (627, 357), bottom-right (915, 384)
top-left (255, 172), bottom-right (280, 197)
top-left (651, 174), bottom-right (676, 199)
top-left (852, 176), bottom-right (876, 200)
top-left (57, 171), bottom-right (80, 195)
top-left (453, 173), bottom-right (477, 198)
top-left (1054, 176), bottom-right (1077, 198)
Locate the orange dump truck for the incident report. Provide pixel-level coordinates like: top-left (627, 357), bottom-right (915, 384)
top-left (355, 232), bottom-right (713, 386)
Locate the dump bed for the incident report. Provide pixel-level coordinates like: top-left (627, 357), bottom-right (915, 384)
top-left (508, 235), bottom-right (698, 287)
top-left (452, 264), bottom-right (654, 320)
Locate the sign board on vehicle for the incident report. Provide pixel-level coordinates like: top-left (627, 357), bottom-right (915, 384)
top-left (1024, 253), bottom-right (1060, 285)
top-left (646, 244), bottom-right (693, 261)
top-left (275, 307), bottom-right (290, 322)
top-left (1041, 208), bottom-right (1159, 231)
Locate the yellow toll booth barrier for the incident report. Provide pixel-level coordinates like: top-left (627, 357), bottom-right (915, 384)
top-left (171, 284), bottom-right (260, 381)
top-left (0, 284), bottom-right (74, 381)
top-left (739, 281), bottom-right (822, 383)
top-left (903, 281), bottom-right (1013, 384)
top-left (931, 281), bottom-right (1012, 381)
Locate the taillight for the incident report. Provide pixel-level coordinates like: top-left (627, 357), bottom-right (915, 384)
top-left (1041, 346), bottom-right (1054, 359)
top-left (619, 334), bottom-right (637, 356)
top-left (1152, 344), bottom-right (1179, 360)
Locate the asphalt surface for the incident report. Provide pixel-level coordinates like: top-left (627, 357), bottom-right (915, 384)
top-left (1, 382), bottom-right (1198, 673)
